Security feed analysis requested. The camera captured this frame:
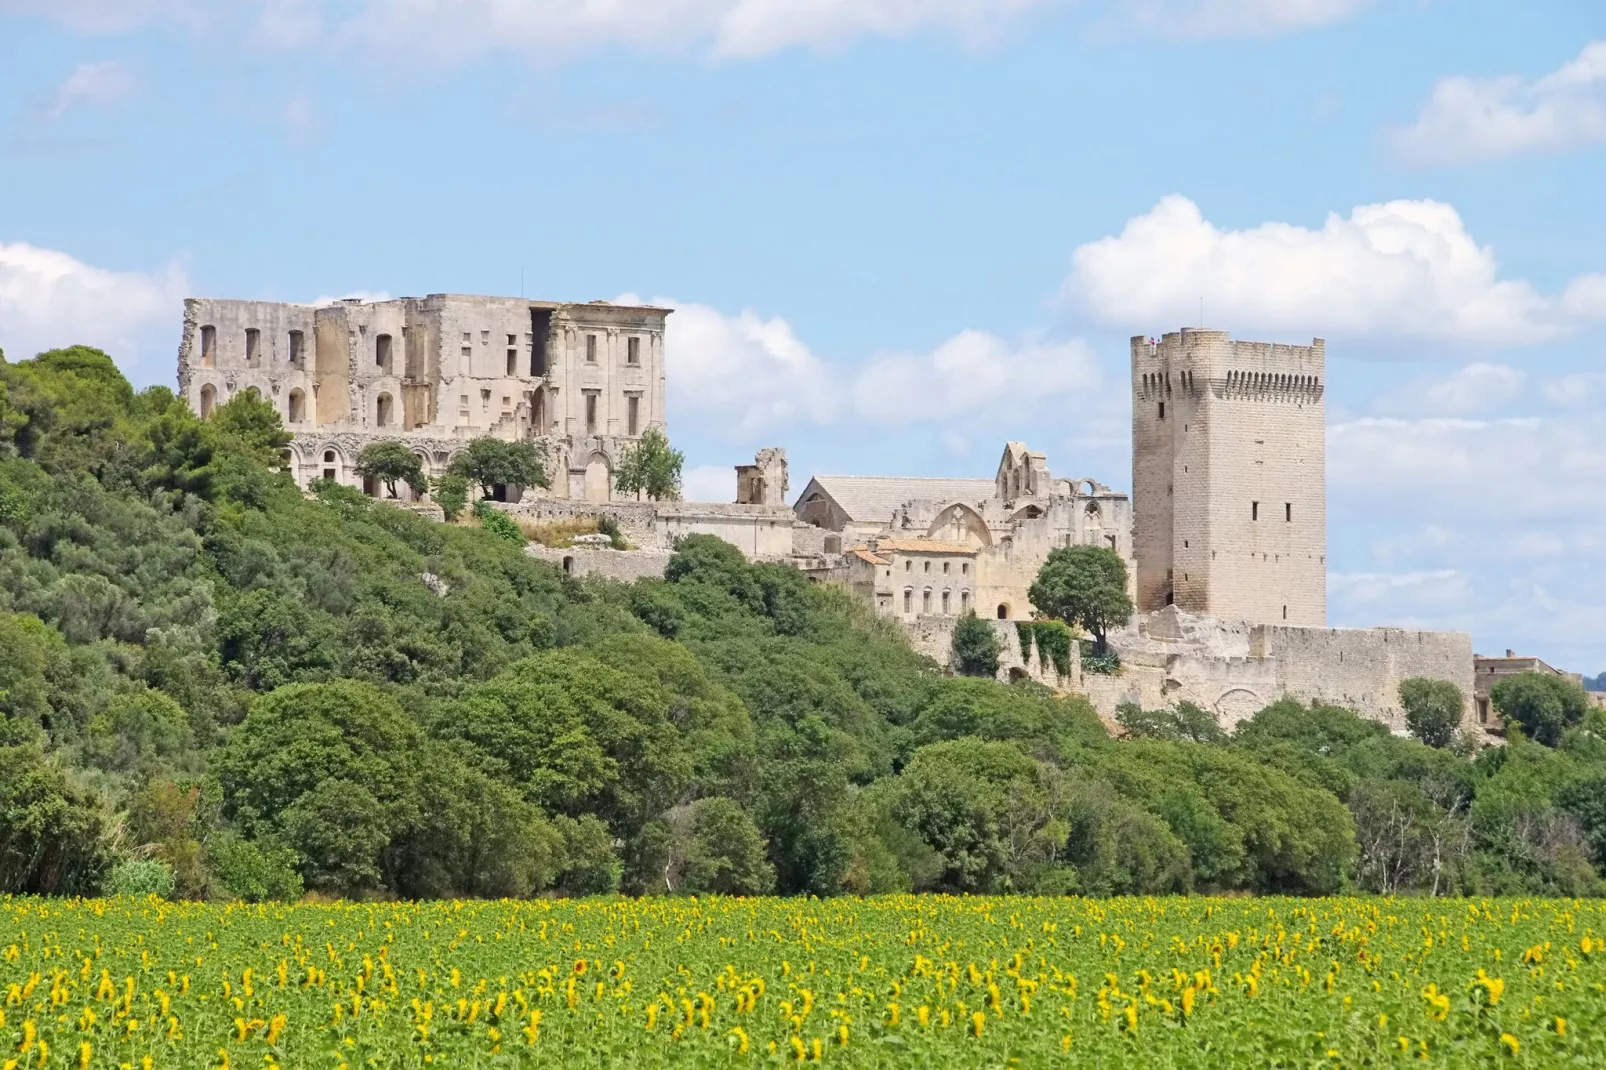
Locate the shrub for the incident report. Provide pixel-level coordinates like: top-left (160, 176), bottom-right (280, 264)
top-left (1031, 620), bottom-right (1075, 677)
top-left (103, 858), bottom-right (176, 899)
top-left (1081, 640), bottom-right (1120, 675)
top-left (208, 834), bottom-right (305, 902)
top-left (432, 473), bottom-right (470, 521)
top-left (952, 612), bottom-right (1001, 677)
top-left (1399, 677), bottom-right (1465, 748)
top-left (473, 500), bottom-right (526, 545)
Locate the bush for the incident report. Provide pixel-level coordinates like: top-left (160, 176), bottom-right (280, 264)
top-left (1031, 621), bottom-right (1075, 677)
top-left (103, 858), bottom-right (176, 899)
top-left (432, 474), bottom-right (470, 521)
top-left (1400, 677), bottom-right (1465, 749)
top-left (472, 500), bottom-right (526, 545)
top-left (952, 612), bottom-right (1001, 677)
top-left (208, 834), bottom-right (305, 902)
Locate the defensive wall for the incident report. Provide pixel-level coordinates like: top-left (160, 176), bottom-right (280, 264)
top-left (1081, 607), bottom-right (1475, 733)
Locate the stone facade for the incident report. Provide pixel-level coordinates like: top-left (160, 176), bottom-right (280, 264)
top-left (177, 293), bottom-right (669, 501)
top-left (1471, 651), bottom-right (1584, 734)
top-left (792, 443), bottom-right (1134, 622)
top-left (1081, 607), bottom-right (1476, 734)
top-left (1132, 329), bottom-right (1327, 628)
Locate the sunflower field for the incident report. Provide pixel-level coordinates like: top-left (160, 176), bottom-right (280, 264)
top-left (3, 895), bottom-right (1602, 1068)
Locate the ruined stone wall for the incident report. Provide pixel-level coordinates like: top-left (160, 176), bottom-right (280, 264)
top-left (525, 544), bottom-right (675, 582)
top-left (903, 616), bottom-right (1080, 688)
top-left (1086, 609), bottom-right (1474, 734)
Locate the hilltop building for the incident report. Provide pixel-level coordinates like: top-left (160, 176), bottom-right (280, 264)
top-left (177, 293), bottom-right (669, 501)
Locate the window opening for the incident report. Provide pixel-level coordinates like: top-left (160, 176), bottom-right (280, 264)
top-left (288, 330), bottom-right (304, 368)
top-left (245, 328), bottom-right (261, 367)
top-left (585, 392), bottom-right (598, 433)
top-left (1252, 501), bottom-right (1259, 521)
top-left (376, 333), bottom-right (392, 373)
top-left (627, 336), bottom-right (640, 364)
top-left (1285, 502), bottom-right (1292, 522)
top-left (200, 325), bottom-right (217, 368)
top-left (627, 395), bottom-right (640, 436)
top-left (586, 334), bottom-right (597, 362)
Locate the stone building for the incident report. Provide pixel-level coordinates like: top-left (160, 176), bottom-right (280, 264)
top-left (176, 293), bottom-right (669, 501)
top-left (1471, 650), bottom-right (1584, 733)
top-left (1132, 329), bottom-right (1327, 628)
top-left (793, 443), bottom-right (1133, 622)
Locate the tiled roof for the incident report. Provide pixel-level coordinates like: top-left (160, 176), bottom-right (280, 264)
top-left (847, 548), bottom-right (890, 565)
top-left (802, 475), bottom-right (995, 523)
top-left (875, 538), bottom-right (979, 555)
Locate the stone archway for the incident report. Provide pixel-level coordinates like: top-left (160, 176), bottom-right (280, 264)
top-left (583, 452), bottom-right (611, 503)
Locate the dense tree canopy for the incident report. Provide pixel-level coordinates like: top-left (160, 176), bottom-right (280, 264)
top-left (0, 343), bottom-right (1603, 901)
top-left (614, 427), bottom-right (684, 501)
top-left (1027, 545), bottom-right (1134, 653)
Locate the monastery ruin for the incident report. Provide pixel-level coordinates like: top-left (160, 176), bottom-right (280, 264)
top-left (177, 299), bottom-right (1477, 735)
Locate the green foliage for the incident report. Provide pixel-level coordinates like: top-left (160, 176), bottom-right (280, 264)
top-left (1116, 700), bottom-right (1226, 744)
top-left (951, 611), bottom-right (1000, 677)
top-left (614, 427), bottom-right (685, 501)
top-left (1030, 620), bottom-right (1074, 676)
top-left (207, 833), bottom-right (305, 902)
top-left (0, 742), bottom-right (106, 894)
top-left (1080, 641), bottom-right (1120, 675)
top-left (432, 473), bottom-right (471, 521)
top-left (1027, 545), bottom-right (1133, 653)
top-left (102, 858), bottom-right (176, 898)
top-left (1492, 671), bottom-right (1591, 746)
top-left (448, 437), bottom-right (549, 496)
top-left (473, 500), bottom-right (526, 544)
top-left (1400, 677), bottom-right (1466, 748)
top-left (355, 440), bottom-right (427, 499)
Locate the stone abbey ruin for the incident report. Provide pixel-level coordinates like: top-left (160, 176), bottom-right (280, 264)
top-left (179, 296), bottom-right (1478, 737)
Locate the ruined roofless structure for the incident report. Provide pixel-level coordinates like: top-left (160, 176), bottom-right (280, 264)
top-left (177, 293), bottom-right (669, 502)
top-left (1132, 328), bottom-right (1327, 629)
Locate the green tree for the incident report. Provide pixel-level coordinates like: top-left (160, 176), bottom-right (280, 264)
top-left (665, 797), bottom-right (776, 895)
top-left (1399, 677), bottom-right (1465, 749)
top-left (216, 681), bottom-right (428, 894)
top-left (1116, 700), bottom-right (1226, 744)
top-left (0, 743), bottom-right (106, 894)
top-left (448, 437), bottom-right (549, 497)
top-left (355, 440), bottom-right (426, 499)
top-left (432, 473), bottom-right (470, 521)
top-left (208, 387), bottom-right (292, 469)
top-left (951, 611), bottom-right (1000, 677)
top-left (1492, 671), bottom-right (1591, 747)
top-left (1027, 545), bottom-right (1133, 654)
top-left (614, 427), bottom-right (684, 501)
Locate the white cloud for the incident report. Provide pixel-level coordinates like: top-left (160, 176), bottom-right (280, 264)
top-left (1121, 0), bottom-right (1370, 37)
top-left (334, 0), bottom-right (1049, 63)
top-left (1392, 42), bottom-right (1606, 166)
top-left (641, 295), bottom-right (839, 438)
top-left (34, 62), bottom-right (137, 123)
top-left (311, 289), bottom-right (392, 306)
top-left (1542, 372), bottom-right (1606, 408)
top-left (851, 330), bottom-right (1101, 424)
top-left (0, 241), bottom-right (186, 384)
top-left (1374, 361), bottom-right (1525, 417)
top-left (682, 464), bottom-right (736, 503)
top-left (1064, 194), bottom-right (1602, 346)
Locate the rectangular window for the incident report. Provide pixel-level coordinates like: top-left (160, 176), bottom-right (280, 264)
top-left (507, 334), bottom-right (516, 346)
top-left (1252, 501), bottom-right (1259, 521)
top-left (288, 330), bottom-right (304, 367)
top-left (481, 330), bottom-right (489, 345)
top-left (1158, 402), bottom-right (1165, 419)
top-left (502, 396), bottom-right (511, 409)
top-left (627, 336), bottom-right (640, 364)
top-left (200, 325), bottom-right (216, 367)
top-left (961, 562), bottom-right (969, 575)
top-left (922, 590), bottom-right (932, 614)
top-left (245, 328), bottom-right (261, 367)
top-left (904, 589), bottom-right (912, 613)
top-left (905, 560), bottom-right (911, 572)
top-left (627, 395), bottom-right (640, 436)
top-left (506, 349), bottom-right (517, 376)
top-left (585, 392), bottom-right (598, 433)
top-left (1283, 605), bottom-right (1288, 620)
top-left (480, 389), bottom-right (490, 407)
top-left (586, 334), bottom-right (598, 362)
top-left (375, 333), bottom-right (392, 372)
top-left (1285, 502), bottom-right (1293, 522)
top-left (461, 346), bottom-right (472, 363)
top-left (942, 590), bottom-right (951, 614)
top-left (923, 561), bottom-right (930, 573)
top-left (942, 562), bottom-right (950, 574)
top-left (463, 332), bottom-right (471, 343)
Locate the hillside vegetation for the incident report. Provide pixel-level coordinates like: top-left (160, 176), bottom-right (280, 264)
top-left (1, 346), bottom-right (1604, 901)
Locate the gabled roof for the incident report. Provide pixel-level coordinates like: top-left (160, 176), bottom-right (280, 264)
top-left (875, 538), bottom-right (979, 556)
top-left (846, 548), bottom-right (889, 566)
top-left (798, 475), bottom-right (995, 524)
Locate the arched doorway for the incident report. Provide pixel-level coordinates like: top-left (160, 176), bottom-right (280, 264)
top-left (996, 604), bottom-right (1010, 620)
top-left (199, 384), bottom-right (216, 419)
top-left (583, 453), bottom-right (611, 503)
top-left (287, 389), bottom-right (305, 424)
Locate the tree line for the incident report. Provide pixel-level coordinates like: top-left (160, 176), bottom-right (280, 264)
top-left (1, 345), bottom-right (1602, 901)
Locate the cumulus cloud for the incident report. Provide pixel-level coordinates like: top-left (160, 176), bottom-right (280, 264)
top-left (1064, 194), bottom-right (1602, 346)
top-left (1391, 41), bottom-right (1606, 166)
top-left (1120, 0), bottom-right (1371, 37)
top-left (34, 62), bottom-right (137, 123)
top-left (1374, 362), bottom-right (1525, 417)
top-left (0, 241), bottom-right (186, 383)
top-left (851, 330), bottom-right (1101, 424)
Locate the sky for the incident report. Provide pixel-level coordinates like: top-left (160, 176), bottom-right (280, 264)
top-left (3, 0), bottom-right (1606, 672)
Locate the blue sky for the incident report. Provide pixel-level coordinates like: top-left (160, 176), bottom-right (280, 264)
top-left (4, 0), bottom-right (1606, 671)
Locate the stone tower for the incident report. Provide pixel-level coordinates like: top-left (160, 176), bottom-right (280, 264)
top-left (736, 447), bottom-right (789, 506)
top-left (1131, 329), bottom-right (1326, 627)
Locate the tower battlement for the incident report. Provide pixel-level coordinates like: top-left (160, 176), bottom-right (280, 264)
top-left (1131, 329), bottom-right (1327, 629)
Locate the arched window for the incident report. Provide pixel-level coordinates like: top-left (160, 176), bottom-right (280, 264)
top-left (199, 383), bottom-right (216, 419)
top-left (997, 604), bottom-right (1009, 620)
top-left (960, 590), bottom-right (970, 612)
top-left (922, 588), bottom-right (932, 614)
top-left (376, 393), bottom-right (394, 427)
top-left (903, 588), bottom-right (913, 614)
top-left (287, 389), bottom-right (305, 424)
top-left (941, 589), bottom-right (951, 615)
